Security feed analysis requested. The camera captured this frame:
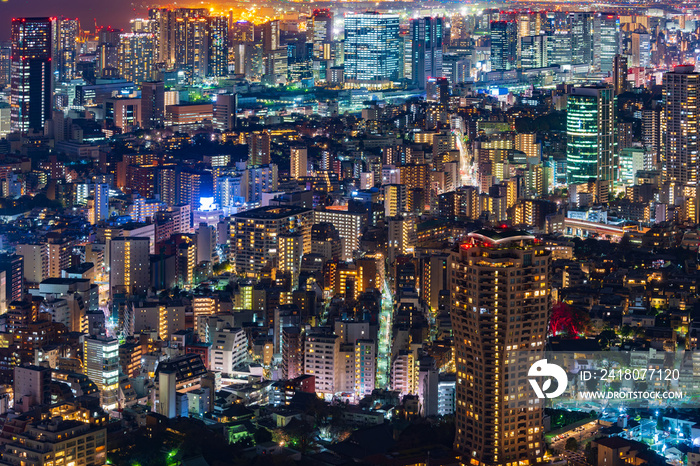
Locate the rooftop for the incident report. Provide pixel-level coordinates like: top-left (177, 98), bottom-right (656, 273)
top-left (233, 205), bottom-right (311, 220)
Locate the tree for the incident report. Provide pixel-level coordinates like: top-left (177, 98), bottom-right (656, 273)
top-left (565, 437), bottom-right (579, 451)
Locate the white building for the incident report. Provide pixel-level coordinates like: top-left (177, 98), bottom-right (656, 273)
top-left (210, 326), bottom-right (248, 375)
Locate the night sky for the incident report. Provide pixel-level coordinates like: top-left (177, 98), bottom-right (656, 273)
top-left (0, 0), bottom-right (145, 39)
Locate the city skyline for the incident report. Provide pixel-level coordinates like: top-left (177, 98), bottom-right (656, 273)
top-left (0, 1), bottom-right (699, 466)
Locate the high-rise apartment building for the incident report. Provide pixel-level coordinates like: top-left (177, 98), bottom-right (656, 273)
top-left (231, 206), bottom-right (313, 277)
top-left (313, 206), bottom-right (365, 261)
top-left (118, 33), bottom-right (156, 85)
top-left (290, 146), bottom-right (308, 179)
top-left (663, 65), bottom-right (700, 185)
top-left (207, 16), bottom-right (228, 77)
top-left (566, 86), bottom-right (616, 188)
top-left (411, 17), bottom-right (443, 89)
top-left (10, 17), bottom-right (55, 133)
top-left (109, 237), bottom-right (150, 298)
top-left (490, 21), bottom-right (517, 71)
top-left (57, 17), bottom-right (79, 82)
top-left (304, 331), bottom-right (340, 395)
top-left (451, 229), bottom-right (551, 466)
top-left (344, 12), bottom-right (401, 89)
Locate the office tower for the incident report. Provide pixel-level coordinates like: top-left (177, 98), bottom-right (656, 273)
top-left (314, 206), bottom-right (364, 261)
top-left (490, 21), bottom-right (517, 71)
top-left (207, 16), bottom-right (228, 77)
top-left (594, 14), bottom-right (619, 74)
top-left (118, 33), bottom-right (156, 85)
top-left (545, 31), bottom-right (571, 67)
top-left (262, 20), bottom-right (280, 53)
top-left (566, 86), bottom-right (616, 188)
top-left (0, 43), bottom-right (11, 87)
top-left (411, 17), bottom-right (444, 89)
top-left (84, 336), bottom-right (120, 409)
top-left (213, 93), bottom-right (237, 131)
top-left (630, 32), bottom-right (651, 68)
top-left (57, 17), bottom-right (79, 82)
top-left (613, 54), bottom-right (628, 95)
top-left (344, 12), bottom-right (401, 89)
top-left (247, 130), bottom-right (271, 167)
top-left (307, 9), bottom-right (332, 60)
top-left (141, 81), bottom-right (165, 129)
top-left (520, 35), bottom-right (547, 69)
top-left (231, 206), bottom-right (313, 277)
top-left (0, 254), bottom-right (23, 313)
top-left (10, 17), bottom-right (55, 133)
top-left (290, 145), bottom-right (308, 179)
top-left (109, 237), bottom-right (150, 298)
top-left (663, 65), bottom-right (700, 185)
top-left (451, 229), bottom-right (551, 466)
top-left (89, 183), bottom-right (109, 225)
top-left (569, 13), bottom-right (592, 66)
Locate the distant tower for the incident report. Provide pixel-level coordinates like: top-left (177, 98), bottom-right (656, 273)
top-left (141, 81), bottom-right (165, 129)
top-left (489, 21), bottom-right (517, 71)
top-left (663, 65), bottom-right (700, 185)
top-left (411, 17), bottom-right (443, 89)
top-left (10, 17), bottom-right (55, 133)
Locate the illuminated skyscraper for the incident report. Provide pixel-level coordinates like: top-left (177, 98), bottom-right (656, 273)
top-left (344, 12), bottom-right (401, 89)
top-left (451, 229), bottom-right (550, 466)
top-left (118, 33), bottom-right (156, 85)
top-left (593, 14), bottom-right (619, 74)
top-left (630, 32), bottom-right (650, 68)
top-left (489, 21), bottom-right (517, 71)
top-left (207, 16), bottom-right (228, 77)
top-left (57, 17), bottom-right (79, 82)
top-left (566, 86), bottom-right (616, 187)
top-left (10, 17), bottom-right (55, 133)
top-left (307, 9), bottom-right (332, 60)
top-left (663, 65), bottom-right (700, 185)
top-left (569, 12), bottom-right (593, 67)
top-left (411, 17), bottom-right (443, 89)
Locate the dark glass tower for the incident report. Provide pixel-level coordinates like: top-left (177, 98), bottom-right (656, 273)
top-left (10, 17), bottom-right (55, 133)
